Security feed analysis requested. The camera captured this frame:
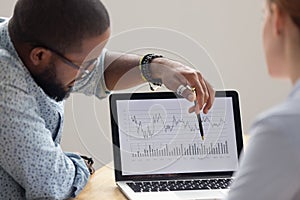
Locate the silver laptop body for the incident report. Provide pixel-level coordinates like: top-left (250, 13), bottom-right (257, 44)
top-left (109, 91), bottom-right (243, 200)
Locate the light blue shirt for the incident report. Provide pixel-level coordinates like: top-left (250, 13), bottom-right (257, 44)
top-left (0, 20), bottom-right (109, 199)
top-left (225, 79), bottom-right (300, 200)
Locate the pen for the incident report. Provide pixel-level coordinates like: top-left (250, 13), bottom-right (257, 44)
top-left (189, 87), bottom-right (205, 140)
top-left (196, 109), bottom-right (205, 140)
top-left (193, 100), bottom-right (204, 140)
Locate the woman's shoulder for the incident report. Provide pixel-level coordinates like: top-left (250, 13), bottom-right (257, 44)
top-left (250, 98), bottom-right (300, 137)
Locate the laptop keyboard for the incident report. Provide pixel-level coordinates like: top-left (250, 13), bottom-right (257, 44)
top-left (126, 178), bottom-right (233, 192)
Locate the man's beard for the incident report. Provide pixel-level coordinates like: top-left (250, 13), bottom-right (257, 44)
top-left (32, 62), bottom-right (72, 102)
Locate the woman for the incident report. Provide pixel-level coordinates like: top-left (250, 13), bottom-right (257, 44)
top-left (224, 0), bottom-right (300, 199)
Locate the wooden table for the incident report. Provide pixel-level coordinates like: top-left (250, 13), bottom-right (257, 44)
top-left (72, 162), bottom-right (126, 200)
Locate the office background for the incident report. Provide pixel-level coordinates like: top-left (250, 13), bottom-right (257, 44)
top-left (1, 0), bottom-right (290, 169)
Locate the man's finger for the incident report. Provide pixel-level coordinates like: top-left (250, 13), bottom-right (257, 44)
top-left (176, 84), bottom-right (196, 102)
top-left (202, 80), bottom-right (215, 114)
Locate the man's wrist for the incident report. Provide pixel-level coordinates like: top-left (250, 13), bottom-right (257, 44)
top-left (80, 155), bottom-right (95, 175)
top-left (149, 57), bottom-right (166, 80)
top-left (139, 54), bottom-right (164, 91)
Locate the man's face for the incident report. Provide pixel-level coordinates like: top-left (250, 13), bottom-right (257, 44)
top-left (31, 28), bottom-right (111, 102)
top-left (32, 59), bottom-right (72, 102)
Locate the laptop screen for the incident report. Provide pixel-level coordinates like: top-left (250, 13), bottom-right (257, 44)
top-left (110, 91), bottom-right (243, 180)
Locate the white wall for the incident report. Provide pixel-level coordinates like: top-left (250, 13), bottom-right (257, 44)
top-left (1, 0), bottom-right (291, 169)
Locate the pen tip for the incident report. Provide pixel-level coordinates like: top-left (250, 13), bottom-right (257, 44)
top-left (201, 135), bottom-right (204, 140)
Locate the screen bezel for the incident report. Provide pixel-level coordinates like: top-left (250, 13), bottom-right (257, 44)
top-left (109, 91), bottom-right (243, 181)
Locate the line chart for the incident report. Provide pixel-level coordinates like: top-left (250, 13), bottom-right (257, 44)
top-left (129, 112), bottom-right (226, 139)
top-left (116, 97), bottom-right (239, 175)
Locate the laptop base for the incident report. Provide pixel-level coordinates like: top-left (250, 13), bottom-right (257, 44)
top-left (117, 181), bottom-right (228, 200)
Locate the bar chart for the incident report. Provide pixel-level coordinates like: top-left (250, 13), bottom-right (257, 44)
top-left (131, 141), bottom-right (229, 158)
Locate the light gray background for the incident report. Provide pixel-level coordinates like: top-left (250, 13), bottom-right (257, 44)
top-left (1, 0), bottom-right (290, 169)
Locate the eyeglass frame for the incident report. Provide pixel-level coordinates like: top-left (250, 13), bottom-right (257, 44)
top-left (31, 44), bottom-right (99, 80)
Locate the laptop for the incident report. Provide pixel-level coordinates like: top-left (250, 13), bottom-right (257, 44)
top-left (109, 90), bottom-right (243, 200)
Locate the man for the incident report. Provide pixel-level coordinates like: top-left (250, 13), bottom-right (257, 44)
top-left (0, 0), bottom-right (214, 199)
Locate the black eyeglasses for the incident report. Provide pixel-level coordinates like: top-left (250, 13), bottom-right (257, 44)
top-left (35, 45), bottom-right (98, 80)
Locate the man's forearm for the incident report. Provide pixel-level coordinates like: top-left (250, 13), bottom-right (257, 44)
top-left (104, 51), bottom-right (145, 90)
top-left (103, 50), bottom-right (215, 113)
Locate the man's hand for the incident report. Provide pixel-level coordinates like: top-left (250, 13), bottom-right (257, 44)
top-left (150, 57), bottom-right (215, 114)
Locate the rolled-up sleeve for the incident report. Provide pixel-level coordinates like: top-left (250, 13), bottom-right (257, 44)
top-left (0, 84), bottom-right (90, 199)
top-left (73, 48), bottom-right (111, 99)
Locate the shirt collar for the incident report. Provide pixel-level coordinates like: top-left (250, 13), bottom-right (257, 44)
top-left (0, 20), bottom-right (21, 61)
top-left (0, 20), bottom-right (35, 80)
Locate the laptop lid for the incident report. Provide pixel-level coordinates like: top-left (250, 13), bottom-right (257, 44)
top-left (110, 90), bottom-right (243, 182)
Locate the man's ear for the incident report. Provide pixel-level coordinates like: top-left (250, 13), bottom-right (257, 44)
top-left (29, 47), bottom-right (52, 66)
top-left (270, 2), bottom-right (286, 36)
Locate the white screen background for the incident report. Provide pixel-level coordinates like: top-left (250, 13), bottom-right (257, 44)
top-left (116, 97), bottom-right (239, 175)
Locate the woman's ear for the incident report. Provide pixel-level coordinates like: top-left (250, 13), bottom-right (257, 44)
top-left (29, 47), bottom-right (52, 66)
top-left (270, 2), bottom-right (286, 36)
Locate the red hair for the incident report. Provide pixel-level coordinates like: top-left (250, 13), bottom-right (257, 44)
top-left (269, 0), bottom-right (300, 29)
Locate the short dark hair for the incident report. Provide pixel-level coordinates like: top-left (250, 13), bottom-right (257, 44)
top-left (9, 0), bottom-right (110, 53)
